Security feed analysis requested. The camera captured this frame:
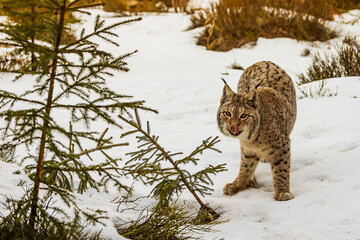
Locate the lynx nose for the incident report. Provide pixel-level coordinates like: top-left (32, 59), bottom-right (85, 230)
top-left (230, 124), bottom-right (240, 135)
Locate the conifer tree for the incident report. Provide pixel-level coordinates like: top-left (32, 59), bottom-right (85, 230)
top-left (0, 1), bottom-right (227, 238)
top-left (119, 110), bottom-right (226, 223)
top-left (0, 0), bottom-right (150, 237)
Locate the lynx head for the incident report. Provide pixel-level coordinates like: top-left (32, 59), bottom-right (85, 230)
top-left (217, 82), bottom-right (260, 140)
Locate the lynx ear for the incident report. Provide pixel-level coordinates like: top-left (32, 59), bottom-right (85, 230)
top-left (220, 78), bottom-right (235, 104)
top-left (244, 89), bottom-right (257, 109)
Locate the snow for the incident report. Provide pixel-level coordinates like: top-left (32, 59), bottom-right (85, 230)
top-left (1, 9), bottom-right (360, 240)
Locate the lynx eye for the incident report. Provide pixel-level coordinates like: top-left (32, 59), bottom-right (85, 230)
top-left (223, 111), bottom-right (232, 117)
top-left (240, 114), bottom-right (248, 119)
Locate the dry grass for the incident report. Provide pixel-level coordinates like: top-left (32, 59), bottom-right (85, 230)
top-left (102, 0), bottom-right (189, 13)
top-left (335, 0), bottom-right (360, 11)
top-left (298, 36), bottom-right (360, 84)
top-left (228, 60), bottom-right (244, 70)
top-left (0, 51), bottom-right (32, 72)
top-left (103, 0), bottom-right (164, 13)
top-left (271, 0), bottom-right (360, 19)
top-left (268, 0), bottom-right (336, 20)
top-left (187, 9), bottom-right (212, 30)
top-left (172, 0), bottom-right (190, 13)
top-left (103, 0), bottom-right (128, 12)
top-left (192, 0), bottom-right (339, 51)
top-left (297, 80), bottom-right (338, 99)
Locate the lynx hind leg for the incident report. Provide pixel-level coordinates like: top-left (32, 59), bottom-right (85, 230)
top-left (223, 152), bottom-right (259, 195)
top-left (270, 143), bottom-right (294, 201)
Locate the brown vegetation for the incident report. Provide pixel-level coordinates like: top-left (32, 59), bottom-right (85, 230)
top-left (103, 0), bottom-right (129, 12)
top-left (298, 36), bottom-right (360, 84)
top-left (102, 0), bottom-right (189, 13)
top-left (0, 51), bottom-right (31, 72)
top-left (191, 0), bottom-right (344, 51)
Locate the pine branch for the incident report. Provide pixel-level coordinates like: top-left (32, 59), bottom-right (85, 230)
top-left (0, 91), bottom-right (46, 107)
top-left (61, 17), bottom-right (142, 51)
top-left (52, 102), bottom-right (145, 109)
top-left (119, 109), bottom-right (225, 222)
top-left (76, 142), bottom-right (129, 157)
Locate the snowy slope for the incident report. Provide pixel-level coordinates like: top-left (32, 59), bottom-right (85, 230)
top-left (1, 10), bottom-right (360, 239)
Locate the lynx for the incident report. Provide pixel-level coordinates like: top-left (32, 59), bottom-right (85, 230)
top-left (217, 61), bottom-right (297, 201)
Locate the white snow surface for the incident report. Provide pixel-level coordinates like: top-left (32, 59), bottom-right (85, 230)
top-left (1, 10), bottom-right (360, 240)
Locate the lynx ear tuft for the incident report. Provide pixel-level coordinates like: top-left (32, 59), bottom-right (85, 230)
top-left (244, 89), bottom-right (257, 109)
top-left (220, 78), bottom-right (235, 104)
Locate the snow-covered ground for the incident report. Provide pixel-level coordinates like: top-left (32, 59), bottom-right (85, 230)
top-left (1, 8), bottom-right (360, 240)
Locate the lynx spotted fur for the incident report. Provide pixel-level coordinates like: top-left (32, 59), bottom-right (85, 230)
top-left (217, 61), bottom-right (297, 201)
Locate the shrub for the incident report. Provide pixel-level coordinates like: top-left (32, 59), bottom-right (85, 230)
top-left (270, 0), bottom-right (360, 19)
top-left (172, 0), bottom-right (190, 13)
top-left (193, 0), bottom-right (338, 51)
top-left (103, 0), bottom-right (170, 13)
top-left (0, 51), bottom-right (31, 72)
top-left (102, 0), bottom-right (190, 13)
top-left (187, 9), bottom-right (212, 31)
top-left (268, 0), bottom-right (337, 20)
top-left (103, 0), bottom-right (128, 12)
top-left (298, 36), bottom-right (360, 84)
top-left (336, 0), bottom-right (360, 11)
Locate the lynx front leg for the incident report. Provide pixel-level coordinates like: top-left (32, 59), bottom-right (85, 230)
top-left (270, 144), bottom-right (294, 201)
top-left (223, 151), bottom-right (259, 195)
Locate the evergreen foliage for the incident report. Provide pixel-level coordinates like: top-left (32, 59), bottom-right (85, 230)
top-left (0, 0), bottom-right (151, 237)
top-left (117, 200), bottom-right (210, 240)
top-left (119, 110), bottom-right (226, 223)
top-left (0, 0), bottom-right (78, 72)
top-left (0, 192), bottom-right (103, 240)
top-left (0, 0), bottom-right (227, 238)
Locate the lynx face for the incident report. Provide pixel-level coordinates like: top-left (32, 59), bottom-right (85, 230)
top-left (217, 84), bottom-right (260, 141)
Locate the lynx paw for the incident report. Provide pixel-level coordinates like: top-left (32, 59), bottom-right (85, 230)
top-left (274, 192), bottom-right (294, 201)
top-left (223, 177), bottom-right (258, 195)
top-left (223, 182), bottom-right (242, 195)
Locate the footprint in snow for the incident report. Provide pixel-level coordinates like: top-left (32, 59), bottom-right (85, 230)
top-left (337, 142), bottom-right (359, 152)
top-left (309, 174), bottom-right (329, 183)
top-left (302, 126), bottom-right (328, 139)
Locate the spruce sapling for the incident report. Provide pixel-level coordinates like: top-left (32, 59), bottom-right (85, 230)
top-left (0, 0), bottom-right (152, 236)
top-left (119, 109), bottom-right (226, 223)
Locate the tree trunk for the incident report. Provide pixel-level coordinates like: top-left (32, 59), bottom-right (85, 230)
top-left (30, 4), bottom-right (36, 71)
top-left (29, 0), bottom-right (66, 229)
